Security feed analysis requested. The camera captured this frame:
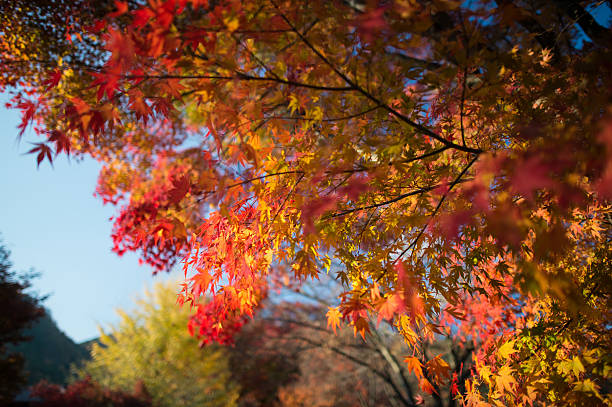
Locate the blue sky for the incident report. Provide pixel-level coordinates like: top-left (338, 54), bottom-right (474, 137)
top-left (0, 95), bottom-right (180, 343)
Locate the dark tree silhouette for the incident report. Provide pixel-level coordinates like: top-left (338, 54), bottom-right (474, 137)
top-left (0, 239), bottom-right (45, 403)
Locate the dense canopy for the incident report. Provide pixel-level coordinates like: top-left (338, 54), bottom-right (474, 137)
top-left (1, 0), bottom-right (611, 405)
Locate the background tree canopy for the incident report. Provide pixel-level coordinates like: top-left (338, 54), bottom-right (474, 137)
top-left (1, 0), bottom-right (611, 405)
top-left (77, 282), bottom-right (239, 407)
top-left (0, 239), bottom-right (45, 403)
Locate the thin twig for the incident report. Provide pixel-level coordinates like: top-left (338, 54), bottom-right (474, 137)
top-left (392, 154), bottom-right (480, 265)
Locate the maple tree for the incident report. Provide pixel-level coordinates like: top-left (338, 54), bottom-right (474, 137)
top-left (2, 0), bottom-right (612, 404)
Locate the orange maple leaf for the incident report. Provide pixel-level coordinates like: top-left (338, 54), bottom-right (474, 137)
top-left (495, 365), bottom-right (517, 393)
top-left (326, 306), bottom-right (342, 334)
top-left (404, 356), bottom-right (424, 380)
top-left (419, 378), bottom-right (436, 395)
top-left (426, 355), bottom-right (451, 384)
top-left (377, 293), bottom-right (404, 325)
top-left (351, 316), bottom-right (370, 340)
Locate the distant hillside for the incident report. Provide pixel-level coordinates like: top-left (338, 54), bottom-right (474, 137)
top-left (12, 310), bottom-right (91, 386)
top-left (80, 336), bottom-right (103, 352)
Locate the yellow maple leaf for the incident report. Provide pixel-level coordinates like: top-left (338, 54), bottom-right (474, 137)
top-left (497, 339), bottom-right (517, 360)
top-left (223, 16), bottom-right (239, 32)
top-left (495, 365), bottom-right (517, 393)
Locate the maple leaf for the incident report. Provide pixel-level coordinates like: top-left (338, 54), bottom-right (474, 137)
top-left (404, 356), bottom-right (424, 380)
top-left (338, 176), bottom-right (370, 201)
top-left (350, 316), bottom-right (370, 340)
top-left (558, 356), bottom-right (586, 379)
top-left (191, 270), bottom-right (212, 298)
top-left (326, 306), bottom-right (342, 334)
top-left (495, 365), bottom-right (517, 393)
top-left (439, 209), bottom-right (474, 240)
top-left (43, 69), bottom-right (62, 91)
top-left (396, 262), bottom-right (424, 322)
top-left (16, 100), bottom-right (36, 138)
top-left (376, 293), bottom-right (404, 325)
top-left (573, 379), bottom-right (602, 398)
top-left (510, 155), bottom-right (556, 200)
top-left (108, 1), bottom-right (128, 18)
top-left (103, 27), bottom-right (135, 70)
top-left (353, 6), bottom-right (388, 43)
top-left (301, 196), bottom-right (339, 235)
top-left (168, 175), bottom-right (190, 205)
top-left (419, 378), bottom-right (436, 395)
top-left (497, 339), bottom-right (517, 360)
top-left (47, 130), bottom-right (70, 155)
top-left (426, 355), bottom-right (450, 384)
top-left (27, 142), bottom-right (53, 168)
top-left (132, 7), bottom-right (154, 27)
top-left (92, 72), bottom-right (120, 101)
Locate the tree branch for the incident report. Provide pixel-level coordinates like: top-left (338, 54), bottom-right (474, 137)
top-left (269, 0), bottom-right (483, 155)
top-left (125, 72), bottom-right (356, 92)
top-left (393, 154), bottom-right (479, 265)
top-left (554, 0), bottom-right (612, 47)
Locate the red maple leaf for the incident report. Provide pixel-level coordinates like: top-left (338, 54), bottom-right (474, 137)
top-left (301, 195), bottom-right (339, 234)
top-left (43, 69), bottom-right (62, 91)
top-left (510, 155), bottom-right (556, 199)
top-left (91, 72), bottom-right (120, 101)
top-left (27, 142), bottom-right (53, 167)
top-left (108, 1), bottom-right (128, 18)
top-left (16, 100), bottom-right (37, 138)
top-left (353, 6), bottom-right (388, 43)
top-left (47, 130), bottom-right (71, 155)
top-left (168, 175), bottom-right (191, 205)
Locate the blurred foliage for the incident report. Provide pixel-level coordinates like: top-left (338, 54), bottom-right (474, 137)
top-left (229, 316), bottom-right (300, 407)
top-left (77, 281), bottom-right (239, 407)
top-left (0, 238), bottom-right (45, 403)
top-left (31, 376), bottom-right (152, 407)
top-left (0, 0), bottom-right (109, 88)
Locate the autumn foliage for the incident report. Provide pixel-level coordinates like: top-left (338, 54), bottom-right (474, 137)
top-left (30, 378), bottom-right (152, 407)
top-left (2, 0), bottom-right (612, 405)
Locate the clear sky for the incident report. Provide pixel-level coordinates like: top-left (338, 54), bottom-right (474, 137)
top-left (0, 95), bottom-right (180, 343)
